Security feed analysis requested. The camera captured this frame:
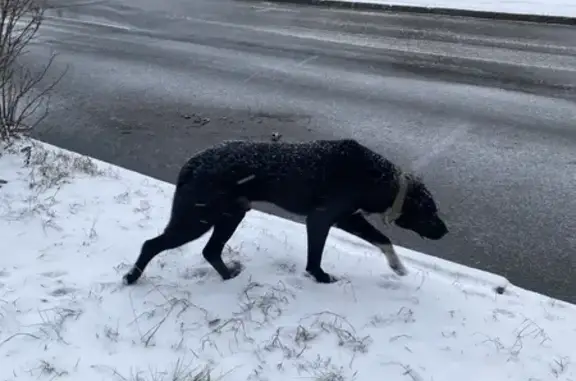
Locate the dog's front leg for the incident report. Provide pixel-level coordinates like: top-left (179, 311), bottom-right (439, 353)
top-left (336, 213), bottom-right (408, 276)
top-left (305, 203), bottom-right (352, 284)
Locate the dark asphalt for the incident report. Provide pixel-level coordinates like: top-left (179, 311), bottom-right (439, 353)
top-left (23, 0), bottom-right (576, 302)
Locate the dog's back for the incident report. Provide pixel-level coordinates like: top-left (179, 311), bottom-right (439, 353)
top-left (175, 139), bottom-right (396, 215)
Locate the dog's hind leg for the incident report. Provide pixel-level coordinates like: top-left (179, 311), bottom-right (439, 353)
top-left (335, 213), bottom-right (408, 276)
top-left (123, 189), bottom-right (214, 285)
top-left (202, 207), bottom-right (246, 280)
top-left (123, 220), bottom-right (212, 285)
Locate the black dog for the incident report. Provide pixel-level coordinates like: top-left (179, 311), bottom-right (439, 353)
top-left (123, 139), bottom-right (448, 285)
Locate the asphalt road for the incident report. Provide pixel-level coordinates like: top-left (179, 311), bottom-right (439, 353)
top-left (22, 0), bottom-right (576, 302)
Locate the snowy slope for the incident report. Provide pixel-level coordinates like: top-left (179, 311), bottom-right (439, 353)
top-left (1, 140), bottom-right (574, 381)
top-left (335, 0), bottom-right (576, 18)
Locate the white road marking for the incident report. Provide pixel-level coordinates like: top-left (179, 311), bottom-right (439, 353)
top-left (243, 54), bottom-right (318, 83)
top-left (42, 15), bottom-right (134, 31)
top-left (252, 5), bottom-right (301, 13)
top-left (294, 55), bottom-right (319, 67)
top-left (411, 123), bottom-right (472, 171)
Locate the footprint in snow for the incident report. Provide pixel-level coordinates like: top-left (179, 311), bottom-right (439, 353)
top-left (179, 267), bottom-right (211, 281)
top-left (49, 287), bottom-right (77, 297)
top-left (0, 269), bottom-right (11, 278)
top-left (40, 270), bottom-right (68, 279)
top-left (377, 279), bottom-right (402, 291)
top-left (273, 260), bottom-right (297, 275)
top-left (493, 308), bottom-right (515, 319)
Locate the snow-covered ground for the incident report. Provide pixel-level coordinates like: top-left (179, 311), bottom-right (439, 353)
top-left (336, 0), bottom-right (576, 18)
top-left (1, 139), bottom-right (575, 381)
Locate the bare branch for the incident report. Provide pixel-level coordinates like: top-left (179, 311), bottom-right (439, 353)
top-left (0, 0), bottom-right (65, 140)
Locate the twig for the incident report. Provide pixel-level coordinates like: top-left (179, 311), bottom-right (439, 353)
top-left (0, 332), bottom-right (41, 347)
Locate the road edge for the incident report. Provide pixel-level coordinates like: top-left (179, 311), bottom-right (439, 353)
top-left (252, 0), bottom-right (576, 25)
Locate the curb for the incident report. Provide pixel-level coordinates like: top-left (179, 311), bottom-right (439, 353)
top-left (255, 0), bottom-right (576, 25)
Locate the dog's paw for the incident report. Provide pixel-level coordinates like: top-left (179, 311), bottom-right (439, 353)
top-left (324, 274), bottom-right (339, 283)
top-left (390, 262), bottom-right (408, 276)
top-left (123, 268), bottom-right (141, 285)
top-left (227, 260), bottom-right (244, 279)
top-left (306, 269), bottom-right (339, 284)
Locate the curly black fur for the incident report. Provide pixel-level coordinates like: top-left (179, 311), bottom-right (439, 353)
top-left (123, 139), bottom-right (448, 285)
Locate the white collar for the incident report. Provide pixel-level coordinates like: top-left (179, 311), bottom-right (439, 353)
top-left (384, 173), bottom-right (408, 224)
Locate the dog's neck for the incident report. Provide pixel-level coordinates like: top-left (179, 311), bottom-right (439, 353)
top-left (384, 173), bottom-right (409, 224)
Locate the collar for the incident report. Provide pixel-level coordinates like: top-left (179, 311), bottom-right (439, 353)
top-left (384, 173), bottom-right (409, 224)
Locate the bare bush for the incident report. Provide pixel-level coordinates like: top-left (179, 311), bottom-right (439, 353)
top-left (0, 0), bottom-right (65, 140)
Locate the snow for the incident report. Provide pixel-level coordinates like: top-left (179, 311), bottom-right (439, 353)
top-left (1, 139), bottom-right (575, 381)
top-left (336, 0), bottom-right (576, 18)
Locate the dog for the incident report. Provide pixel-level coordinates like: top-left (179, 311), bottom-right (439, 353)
top-left (123, 139), bottom-right (448, 285)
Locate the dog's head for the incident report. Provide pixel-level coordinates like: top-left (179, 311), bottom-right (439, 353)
top-left (388, 174), bottom-right (448, 240)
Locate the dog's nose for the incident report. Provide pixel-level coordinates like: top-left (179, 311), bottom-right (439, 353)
top-left (439, 223), bottom-right (449, 237)
top-left (432, 221), bottom-right (448, 240)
